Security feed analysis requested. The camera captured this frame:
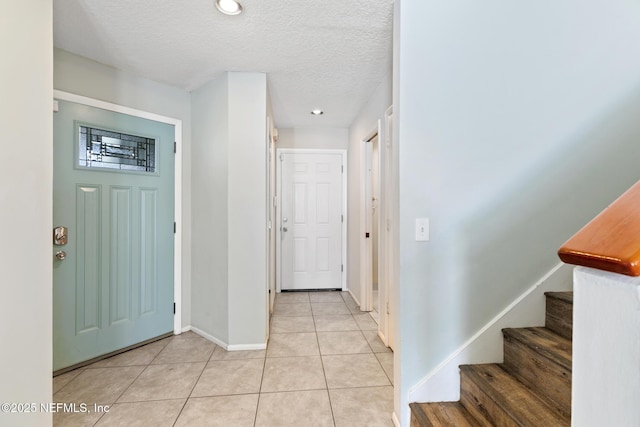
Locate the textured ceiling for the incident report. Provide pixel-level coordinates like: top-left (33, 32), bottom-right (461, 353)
top-left (53, 0), bottom-right (394, 128)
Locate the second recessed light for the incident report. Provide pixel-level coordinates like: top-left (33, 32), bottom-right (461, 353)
top-left (311, 109), bottom-right (324, 116)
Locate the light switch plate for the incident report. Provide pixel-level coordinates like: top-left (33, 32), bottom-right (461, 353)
top-left (415, 218), bottom-right (429, 241)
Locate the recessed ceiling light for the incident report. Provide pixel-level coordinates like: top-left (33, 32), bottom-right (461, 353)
top-left (311, 109), bottom-right (324, 116)
top-left (215, 0), bottom-right (243, 15)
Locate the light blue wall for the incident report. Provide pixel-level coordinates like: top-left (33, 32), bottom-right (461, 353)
top-left (191, 72), bottom-right (268, 346)
top-left (191, 75), bottom-right (230, 341)
top-left (395, 0), bottom-right (640, 424)
top-left (227, 72), bottom-right (268, 346)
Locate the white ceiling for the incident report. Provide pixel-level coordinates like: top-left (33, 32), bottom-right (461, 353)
top-left (53, 0), bottom-right (394, 129)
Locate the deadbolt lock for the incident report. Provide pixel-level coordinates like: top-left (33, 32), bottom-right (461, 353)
top-left (53, 226), bottom-right (68, 246)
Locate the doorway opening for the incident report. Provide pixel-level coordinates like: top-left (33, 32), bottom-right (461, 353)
top-left (367, 133), bottom-right (381, 323)
top-left (360, 107), bottom-right (395, 349)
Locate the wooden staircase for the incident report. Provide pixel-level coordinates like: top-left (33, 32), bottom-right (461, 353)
top-left (410, 292), bottom-right (573, 426)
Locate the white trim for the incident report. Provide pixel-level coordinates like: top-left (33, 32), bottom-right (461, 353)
top-left (275, 148), bottom-right (348, 292)
top-left (266, 116), bottom-right (276, 338)
top-left (360, 121), bottom-right (382, 312)
top-left (227, 343), bottom-right (268, 351)
top-left (378, 330), bottom-right (389, 346)
top-left (382, 105), bottom-right (396, 350)
top-left (53, 90), bottom-right (183, 335)
top-left (408, 263), bottom-right (573, 403)
top-left (188, 326), bottom-right (268, 351)
top-left (189, 326), bottom-right (229, 349)
top-left (392, 411), bottom-right (401, 427)
top-left (348, 288), bottom-right (361, 308)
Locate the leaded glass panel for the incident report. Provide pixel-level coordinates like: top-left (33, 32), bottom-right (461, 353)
top-left (78, 125), bottom-right (156, 173)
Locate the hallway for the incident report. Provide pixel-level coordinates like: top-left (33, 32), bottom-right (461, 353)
top-left (52, 291), bottom-right (394, 426)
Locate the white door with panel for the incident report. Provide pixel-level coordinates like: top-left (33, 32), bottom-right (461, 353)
top-left (279, 152), bottom-right (344, 290)
top-left (53, 99), bottom-right (175, 371)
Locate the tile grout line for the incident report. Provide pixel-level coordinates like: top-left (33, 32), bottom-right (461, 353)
top-left (89, 361), bottom-right (153, 426)
top-left (254, 338), bottom-right (270, 427)
top-left (53, 337), bottom-right (172, 426)
top-left (314, 310), bottom-right (338, 427)
top-left (51, 370), bottom-right (83, 396)
top-left (170, 340), bottom-right (217, 427)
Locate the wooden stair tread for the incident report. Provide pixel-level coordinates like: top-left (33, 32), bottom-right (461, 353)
top-left (502, 327), bottom-right (572, 370)
top-left (410, 402), bottom-right (481, 427)
top-left (544, 291), bottom-right (573, 304)
top-left (460, 364), bottom-right (569, 426)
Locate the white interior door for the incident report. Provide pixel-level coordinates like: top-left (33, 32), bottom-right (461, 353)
top-left (279, 151), bottom-right (344, 290)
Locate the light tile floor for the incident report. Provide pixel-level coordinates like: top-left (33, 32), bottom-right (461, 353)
top-left (53, 291), bottom-right (394, 426)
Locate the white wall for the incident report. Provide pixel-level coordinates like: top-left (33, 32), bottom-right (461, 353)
top-left (395, 0), bottom-right (640, 425)
top-left (348, 75), bottom-right (392, 305)
top-left (191, 75), bottom-right (230, 341)
top-left (191, 72), bottom-right (268, 347)
top-left (0, 1), bottom-right (53, 426)
top-left (277, 128), bottom-right (348, 150)
top-left (54, 48), bottom-right (193, 328)
top-left (572, 267), bottom-right (640, 427)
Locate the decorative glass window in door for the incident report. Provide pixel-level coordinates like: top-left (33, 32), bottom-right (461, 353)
top-left (78, 125), bottom-right (156, 173)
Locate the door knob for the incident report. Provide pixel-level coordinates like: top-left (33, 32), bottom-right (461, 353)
top-left (55, 250), bottom-right (66, 261)
top-left (282, 227), bottom-right (288, 232)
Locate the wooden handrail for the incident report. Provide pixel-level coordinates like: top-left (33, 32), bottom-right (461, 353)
top-left (558, 180), bottom-right (640, 276)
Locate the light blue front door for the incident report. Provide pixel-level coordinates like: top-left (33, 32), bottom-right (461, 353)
top-left (53, 100), bottom-right (174, 371)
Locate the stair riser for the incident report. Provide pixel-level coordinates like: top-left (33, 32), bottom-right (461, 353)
top-left (503, 336), bottom-right (571, 418)
top-left (460, 370), bottom-right (515, 426)
top-left (460, 365), bottom-right (569, 426)
top-left (545, 297), bottom-right (572, 340)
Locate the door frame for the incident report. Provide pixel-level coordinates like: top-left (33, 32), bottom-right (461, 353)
top-left (53, 90), bottom-right (183, 335)
top-left (266, 116), bottom-right (276, 339)
top-left (360, 112), bottom-right (395, 349)
top-left (360, 121), bottom-right (382, 313)
top-left (275, 148), bottom-right (348, 293)
top-left (382, 106), bottom-right (395, 349)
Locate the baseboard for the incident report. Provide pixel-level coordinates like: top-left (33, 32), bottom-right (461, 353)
top-left (378, 330), bottom-right (389, 347)
top-left (392, 411), bottom-right (401, 427)
top-left (348, 288), bottom-right (361, 308)
top-left (227, 343), bottom-right (268, 351)
top-left (188, 326), bottom-right (267, 351)
top-left (408, 262), bottom-right (572, 404)
top-left (189, 326), bottom-right (229, 350)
